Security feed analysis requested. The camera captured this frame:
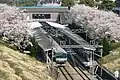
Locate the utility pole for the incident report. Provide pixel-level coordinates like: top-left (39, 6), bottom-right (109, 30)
top-left (85, 30), bottom-right (88, 41)
top-left (50, 36), bottom-right (58, 79)
top-left (50, 36), bottom-right (53, 75)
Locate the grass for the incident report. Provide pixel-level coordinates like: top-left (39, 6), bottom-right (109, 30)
top-left (0, 41), bottom-right (53, 80)
top-left (100, 47), bottom-right (120, 72)
top-left (0, 40), bottom-right (18, 51)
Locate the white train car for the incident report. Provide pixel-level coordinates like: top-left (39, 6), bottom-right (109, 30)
top-left (52, 39), bottom-right (67, 66)
top-left (44, 21), bottom-right (68, 66)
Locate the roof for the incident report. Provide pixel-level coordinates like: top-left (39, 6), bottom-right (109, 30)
top-left (19, 6), bottom-right (68, 9)
top-left (62, 30), bottom-right (96, 50)
top-left (30, 21), bottom-right (67, 53)
top-left (112, 7), bottom-right (120, 11)
top-left (34, 27), bottom-right (52, 51)
top-left (44, 22), bottom-right (95, 50)
top-left (19, 6), bottom-right (68, 13)
top-left (46, 21), bottom-right (66, 29)
top-left (29, 22), bottom-right (42, 29)
top-left (30, 22), bottom-right (52, 51)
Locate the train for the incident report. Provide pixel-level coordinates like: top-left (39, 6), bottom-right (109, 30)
top-left (43, 21), bottom-right (96, 67)
top-left (29, 21), bottom-right (67, 66)
top-left (52, 39), bottom-right (67, 66)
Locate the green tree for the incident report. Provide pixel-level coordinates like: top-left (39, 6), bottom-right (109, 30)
top-left (19, 0), bottom-right (37, 6)
top-left (98, 0), bottom-right (116, 10)
top-left (26, 37), bottom-right (39, 57)
top-left (79, 0), bottom-right (95, 7)
top-left (62, 0), bottom-right (75, 8)
top-left (102, 37), bottom-right (111, 56)
top-left (8, 0), bottom-right (38, 6)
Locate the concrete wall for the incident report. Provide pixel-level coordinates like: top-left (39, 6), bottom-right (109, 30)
top-left (20, 6), bottom-right (68, 24)
top-left (26, 12), bottom-right (59, 22)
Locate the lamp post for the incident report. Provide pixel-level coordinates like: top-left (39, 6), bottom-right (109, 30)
top-left (49, 36), bottom-right (53, 67)
top-left (85, 30), bottom-right (88, 41)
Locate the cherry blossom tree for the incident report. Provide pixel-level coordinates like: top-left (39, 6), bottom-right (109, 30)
top-left (0, 4), bottom-right (30, 49)
top-left (68, 4), bottom-right (120, 40)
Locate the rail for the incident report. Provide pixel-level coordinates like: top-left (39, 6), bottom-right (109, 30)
top-left (67, 49), bottom-right (92, 80)
top-left (59, 67), bottom-right (73, 80)
top-left (68, 58), bottom-right (91, 80)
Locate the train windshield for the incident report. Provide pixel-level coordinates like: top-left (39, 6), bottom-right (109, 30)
top-left (55, 52), bottom-right (67, 58)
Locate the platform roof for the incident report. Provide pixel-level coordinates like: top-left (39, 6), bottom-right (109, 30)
top-left (62, 30), bottom-right (96, 50)
top-left (29, 22), bottom-right (42, 29)
top-left (30, 22), bottom-right (52, 51)
top-left (46, 21), bottom-right (95, 50)
top-left (46, 21), bottom-right (66, 29)
top-left (34, 28), bottom-right (52, 51)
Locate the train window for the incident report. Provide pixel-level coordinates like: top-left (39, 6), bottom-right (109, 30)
top-left (32, 14), bottom-right (51, 19)
top-left (55, 52), bottom-right (67, 58)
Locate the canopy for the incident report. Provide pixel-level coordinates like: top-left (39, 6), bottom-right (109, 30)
top-left (28, 22), bottom-right (42, 29)
top-left (46, 21), bottom-right (66, 29)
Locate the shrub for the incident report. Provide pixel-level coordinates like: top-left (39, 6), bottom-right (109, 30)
top-left (102, 37), bottom-right (111, 56)
top-left (25, 37), bottom-right (39, 57)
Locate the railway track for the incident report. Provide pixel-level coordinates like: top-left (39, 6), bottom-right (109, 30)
top-left (68, 58), bottom-right (91, 80)
top-left (59, 67), bottom-right (73, 80)
top-left (58, 61), bottom-right (88, 80)
top-left (57, 51), bottom-right (93, 80)
top-left (67, 49), bottom-right (92, 80)
top-left (39, 22), bottom-right (96, 80)
top-left (57, 58), bottom-right (92, 80)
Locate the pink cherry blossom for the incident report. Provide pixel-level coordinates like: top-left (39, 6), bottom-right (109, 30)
top-left (0, 4), bottom-right (30, 48)
top-left (68, 4), bottom-right (120, 40)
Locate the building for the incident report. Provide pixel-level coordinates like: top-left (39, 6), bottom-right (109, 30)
top-left (112, 0), bottom-right (120, 15)
top-left (20, 0), bottom-right (68, 24)
top-left (116, 0), bottom-right (120, 7)
top-left (112, 7), bottom-right (120, 15)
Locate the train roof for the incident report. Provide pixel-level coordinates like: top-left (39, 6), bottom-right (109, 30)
top-left (52, 38), bottom-right (67, 54)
